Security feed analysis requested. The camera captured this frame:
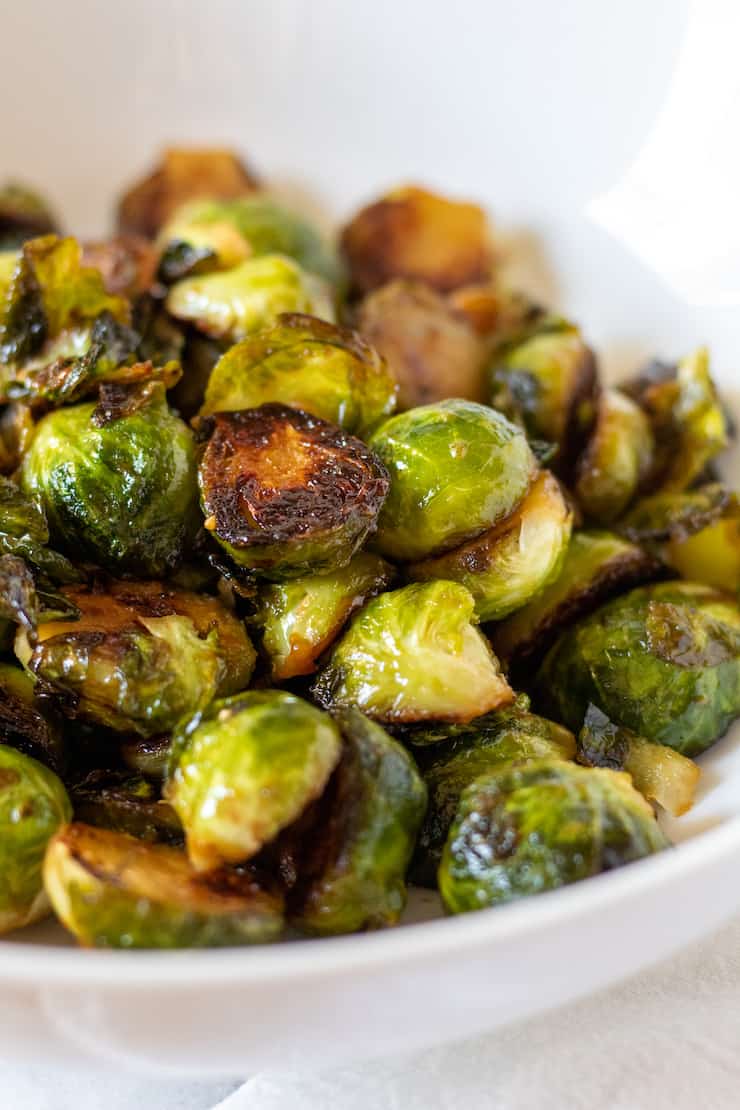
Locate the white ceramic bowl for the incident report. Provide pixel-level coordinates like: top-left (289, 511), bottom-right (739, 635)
top-left (3, 0), bottom-right (740, 1078)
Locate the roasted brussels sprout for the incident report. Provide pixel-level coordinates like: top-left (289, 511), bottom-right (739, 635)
top-left (628, 348), bottom-right (729, 493)
top-left (19, 579), bottom-right (255, 737)
top-left (19, 385), bottom-right (199, 576)
top-left (355, 280), bottom-right (486, 409)
top-left (618, 484), bottom-right (740, 592)
top-left (69, 770), bottom-right (182, 843)
top-left (491, 529), bottom-right (663, 671)
top-left (81, 234), bottom-right (157, 297)
top-left (165, 255), bottom-right (335, 343)
top-left (410, 701), bottom-right (575, 886)
top-left (252, 552), bottom-right (395, 681)
top-left (536, 581), bottom-right (740, 757)
top-left (43, 823), bottom-right (283, 948)
top-left (287, 709), bottom-right (427, 935)
top-left (488, 318), bottom-right (599, 473)
top-left (0, 235), bottom-right (128, 367)
top-left (439, 759), bottom-right (668, 913)
top-left (574, 389), bottom-right (654, 523)
top-left (577, 704), bottom-right (700, 817)
top-left (0, 661), bottom-right (66, 773)
top-left (199, 404), bottom-right (390, 579)
top-left (200, 313), bottom-right (397, 435)
top-left (340, 185), bottom-right (493, 295)
top-left (158, 195), bottom-right (343, 287)
top-left (408, 470), bottom-right (572, 621)
top-left (167, 690), bottom-right (343, 871)
top-left (0, 183), bottom-right (58, 250)
top-left (0, 745), bottom-right (71, 933)
top-left (448, 283), bottom-right (544, 342)
top-left (312, 580), bottom-right (513, 724)
top-left (368, 399), bottom-right (535, 562)
top-left (117, 148), bottom-right (260, 240)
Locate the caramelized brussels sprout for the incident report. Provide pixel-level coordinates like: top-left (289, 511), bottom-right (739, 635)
top-left (340, 185), bottom-right (493, 295)
top-left (368, 399), bottom-right (536, 562)
top-left (167, 690), bottom-right (342, 871)
top-left (0, 235), bottom-right (128, 366)
top-left (536, 581), bottom-right (740, 756)
top-left (69, 770), bottom-right (182, 843)
top-left (158, 195), bottom-right (343, 287)
top-left (491, 529), bottom-right (663, 671)
top-left (312, 580), bottom-right (513, 724)
top-left (629, 348), bottom-right (728, 493)
top-left (120, 734), bottom-right (171, 781)
top-left (488, 318), bottom-right (599, 473)
top-left (19, 385), bottom-right (199, 576)
top-left (0, 183), bottom-right (58, 249)
top-left (577, 704), bottom-right (700, 817)
top-left (117, 148), bottom-right (260, 239)
top-left (80, 235), bottom-right (157, 297)
top-left (252, 551), bottom-right (395, 681)
top-left (439, 760), bottom-right (668, 913)
top-left (200, 313), bottom-right (397, 435)
top-left (288, 709), bottom-right (427, 935)
top-left (355, 280), bottom-right (485, 409)
top-left (44, 823), bottom-right (283, 948)
top-left (574, 389), bottom-right (654, 523)
top-left (0, 661), bottom-right (66, 773)
top-left (165, 255), bottom-right (335, 343)
top-left (20, 579), bottom-right (255, 737)
top-left (199, 404), bottom-right (390, 579)
top-left (408, 470), bottom-right (572, 621)
top-left (410, 702), bottom-right (575, 886)
top-left (0, 745), bottom-right (71, 933)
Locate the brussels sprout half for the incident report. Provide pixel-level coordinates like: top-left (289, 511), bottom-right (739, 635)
top-left (287, 709), bottom-right (427, 935)
top-left (577, 704), bottom-right (700, 817)
top-left (252, 551), bottom-right (396, 681)
top-left (166, 254), bottom-right (335, 343)
top-left (536, 581), bottom-right (740, 757)
top-left (201, 312), bottom-right (397, 436)
top-left (167, 690), bottom-right (343, 871)
top-left (44, 823), bottom-right (283, 948)
top-left (409, 470), bottom-right (572, 621)
top-left (0, 745), bottom-right (71, 933)
top-left (158, 195), bottom-right (344, 287)
top-left (630, 347), bottom-right (729, 493)
top-left (355, 280), bottom-right (486, 409)
top-left (574, 389), bottom-right (654, 523)
top-left (20, 579), bottom-right (255, 737)
top-left (490, 529), bottom-right (664, 672)
top-left (488, 318), bottom-right (599, 474)
top-left (368, 399), bottom-right (536, 562)
top-left (117, 147), bottom-right (260, 240)
top-left (409, 702), bottom-right (575, 886)
top-left (19, 385), bottom-right (199, 577)
top-left (312, 580), bottom-right (513, 725)
top-left (199, 404), bottom-right (390, 579)
top-left (439, 759), bottom-right (668, 913)
top-left (340, 185), bottom-right (493, 295)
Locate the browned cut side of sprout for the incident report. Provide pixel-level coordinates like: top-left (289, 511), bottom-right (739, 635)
top-left (340, 185), bottom-right (494, 296)
top-left (117, 148), bottom-right (260, 239)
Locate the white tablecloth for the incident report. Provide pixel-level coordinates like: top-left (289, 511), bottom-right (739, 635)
top-left (7, 911), bottom-right (740, 1110)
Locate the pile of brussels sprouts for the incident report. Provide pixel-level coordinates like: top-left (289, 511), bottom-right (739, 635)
top-left (0, 149), bottom-right (737, 948)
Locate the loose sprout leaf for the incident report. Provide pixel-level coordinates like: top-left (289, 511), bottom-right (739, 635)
top-left (69, 770), bottom-right (182, 843)
top-left (619, 484), bottom-right (735, 546)
top-left (438, 759), bottom-right (668, 913)
top-left (0, 554), bottom-right (38, 636)
top-left (80, 234), bottom-right (157, 298)
top-left (157, 239), bottom-right (219, 283)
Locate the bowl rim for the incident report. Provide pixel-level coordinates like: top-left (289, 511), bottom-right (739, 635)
top-left (2, 813), bottom-right (739, 987)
